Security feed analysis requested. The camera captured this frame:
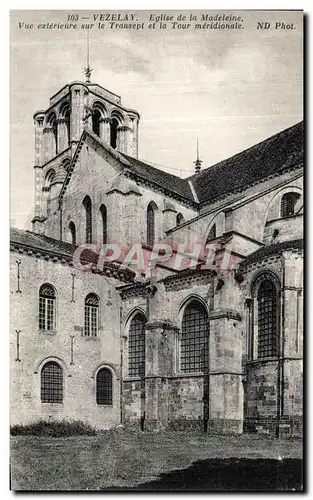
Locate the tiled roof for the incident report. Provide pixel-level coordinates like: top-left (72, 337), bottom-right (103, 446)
top-left (10, 227), bottom-right (74, 257)
top-left (10, 228), bottom-right (135, 281)
top-left (239, 238), bottom-right (303, 268)
top-left (120, 153), bottom-right (195, 203)
top-left (188, 121), bottom-right (303, 205)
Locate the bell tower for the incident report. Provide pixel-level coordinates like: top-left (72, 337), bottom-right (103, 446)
top-left (32, 75), bottom-right (140, 233)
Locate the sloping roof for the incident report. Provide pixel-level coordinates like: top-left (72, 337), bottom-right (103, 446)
top-left (10, 227), bottom-right (74, 257)
top-left (188, 121), bottom-right (303, 205)
top-left (10, 227), bottom-right (135, 282)
top-left (120, 153), bottom-right (195, 202)
top-left (60, 121), bottom-right (303, 208)
top-left (239, 238), bottom-right (303, 268)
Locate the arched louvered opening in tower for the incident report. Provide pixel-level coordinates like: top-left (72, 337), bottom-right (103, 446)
top-left (92, 109), bottom-right (101, 137)
top-left (110, 119), bottom-right (119, 149)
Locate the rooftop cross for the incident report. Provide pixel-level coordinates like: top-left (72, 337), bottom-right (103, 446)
top-left (83, 29), bottom-right (93, 83)
top-left (193, 138), bottom-right (203, 173)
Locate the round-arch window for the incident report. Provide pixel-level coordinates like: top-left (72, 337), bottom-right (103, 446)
top-left (96, 368), bottom-right (113, 405)
top-left (181, 301), bottom-right (209, 373)
top-left (41, 361), bottom-right (63, 403)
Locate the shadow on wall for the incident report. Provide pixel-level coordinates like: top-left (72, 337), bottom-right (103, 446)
top-left (102, 457), bottom-right (303, 492)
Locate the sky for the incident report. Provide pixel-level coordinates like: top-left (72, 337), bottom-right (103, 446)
top-left (10, 10), bottom-right (303, 229)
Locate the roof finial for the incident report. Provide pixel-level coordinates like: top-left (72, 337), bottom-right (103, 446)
top-left (193, 138), bottom-right (202, 173)
top-left (84, 29), bottom-right (93, 83)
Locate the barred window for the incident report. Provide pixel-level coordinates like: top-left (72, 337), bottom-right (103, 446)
top-left (206, 224), bottom-right (216, 243)
top-left (128, 313), bottom-right (146, 378)
top-left (147, 202), bottom-right (156, 247)
top-left (100, 204), bottom-right (107, 244)
top-left (83, 195), bottom-right (92, 243)
top-left (281, 192), bottom-right (300, 218)
top-left (39, 284), bottom-right (56, 331)
top-left (84, 293), bottom-right (99, 337)
top-left (41, 361), bottom-right (63, 403)
top-left (176, 213), bottom-right (184, 226)
top-left (68, 221), bottom-right (76, 246)
top-left (181, 301), bottom-right (209, 373)
top-left (96, 368), bottom-right (112, 405)
top-left (257, 280), bottom-right (278, 358)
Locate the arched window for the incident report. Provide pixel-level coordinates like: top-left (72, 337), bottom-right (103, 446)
top-left (100, 204), bottom-right (107, 244)
top-left (281, 192), bottom-right (301, 218)
top-left (110, 119), bottom-right (118, 149)
top-left (39, 284), bottom-right (56, 331)
top-left (92, 109), bottom-right (101, 137)
top-left (41, 361), bottom-right (63, 403)
top-left (49, 115), bottom-right (58, 155)
top-left (147, 202), bottom-right (156, 246)
top-left (257, 279), bottom-right (279, 358)
top-left (84, 293), bottom-right (99, 337)
top-left (83, 196), bottom-right (92, 243)
top-left (180, 300), bottom-right (209, 373)
top-left (128, 313), bottom-right (146, 377)
top-left (68, 221), bottom-right (76, 246)
top-left (176, 213), bottom-right (184, 226)
top-left (96, 368), bottom-right (113, 405)
top-left (206, 224), bottom-right (216, 243)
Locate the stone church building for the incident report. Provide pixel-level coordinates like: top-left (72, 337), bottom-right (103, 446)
top-left (10, 78), bottom-right (303, 436)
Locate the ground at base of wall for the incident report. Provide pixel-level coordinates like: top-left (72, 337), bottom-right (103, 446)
top-left (11, 431), bottom-right (303, 491)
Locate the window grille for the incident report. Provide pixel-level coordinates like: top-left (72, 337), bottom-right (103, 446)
top-left (181, 301), bottom-right (209, 373)
top-left (84, 293), bottom-right (99, 337)
top-left (128, 314), bottom-right (146, 377)
top-left (39, 284), bottom-right (56, 331)
top-left (83, 196), bottom-right (92, 243)
top-left (206, 224), bottom-right (216, 243)
top-left (147, 203), bottom-right (155, 246)
top-left (100, 205), bottom-right (107, 244)
top-left (257, 279), bottom-right (278, 358)
top-left (281, 193), bottom-right (300, 218)
top-left (96, 368), bottom-right (112, 405)
top-left (41, 361), bottom-right (63, 403)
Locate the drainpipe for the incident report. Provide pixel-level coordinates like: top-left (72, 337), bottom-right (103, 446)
top-left (59, 200), bottom-right (63, 241)
top-left (119, 304), bottom-right (123, 425)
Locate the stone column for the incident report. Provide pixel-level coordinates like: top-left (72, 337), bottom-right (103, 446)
top-left (208, 272), bottom-right (244, 434)
top-left (57, 118), bottom-right (68, 153)
top-left (144, 319), bottom-right (178, 430)
top-left (101, 118), bottom-right (111, 145)
top-left (70, 83), bottom-right (88, 143)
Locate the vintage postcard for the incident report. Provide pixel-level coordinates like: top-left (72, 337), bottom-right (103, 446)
top-left (10, 9), bottom-right (303, 491)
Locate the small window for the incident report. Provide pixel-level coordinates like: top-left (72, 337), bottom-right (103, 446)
top-left (83, 196), bottom-right (92, 243)
top-left (84, 293), bottom-right (99, 337)
top-left (41, 361), bottom-right (63, 403)
top-left (39, 284), bottom-right (56, 331)
top-left (281, 193), bottom-right (301, 218)
top-left (147, 202), bottom-right (156, 246)
top-left (96, 368), bottom-right (113, 405)
top-left (206, 224), bottom-right (216, 243)
top-left (176, 213), bottom-right (184, 226)
top-left (100, 204), bottom-right (107, 244)
top-left (68, 221), bottom-right (76, 246)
